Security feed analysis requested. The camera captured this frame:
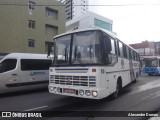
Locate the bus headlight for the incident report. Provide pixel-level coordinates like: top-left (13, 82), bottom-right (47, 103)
top-left (50, 69), bottom-right (53, 72)
top-left (57, 87), bottom-right (61, 93)
top-left (79, 90), bottom-right (84, 96)
top-left (49, 86), bottom-right (54, 91)
top-left (85, 90), bottom-right (91, 96)
top-left (49, 86), bottom-right (56, 92)
top-left (92, 91), bottom-right (98, 97)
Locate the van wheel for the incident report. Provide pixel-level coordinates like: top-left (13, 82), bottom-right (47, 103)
top-left (148, 73), bottom-right (152, 76)
top-left (111, 82), bottom-right (120, 99)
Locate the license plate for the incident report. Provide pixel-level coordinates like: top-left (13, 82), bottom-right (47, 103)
top-left (63, 88), bottom-right (76, 94)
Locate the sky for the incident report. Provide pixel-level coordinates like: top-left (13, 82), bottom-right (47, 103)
top-left (88, 0), bottom-right (160, 44)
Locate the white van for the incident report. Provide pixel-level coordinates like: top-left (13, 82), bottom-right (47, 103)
top-left (0, 53), bottom-right (52, 93)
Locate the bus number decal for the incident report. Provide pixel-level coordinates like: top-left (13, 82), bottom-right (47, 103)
top-left (101, 69), bottom-right (105, 74)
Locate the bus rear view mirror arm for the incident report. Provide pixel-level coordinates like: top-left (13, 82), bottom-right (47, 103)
top-left (47, 46), bottom-right (53, 58)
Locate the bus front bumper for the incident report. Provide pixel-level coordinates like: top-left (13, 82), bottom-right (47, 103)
top-left (143, 68), bottom-right (160, 75)
top-left (48, 85), bottom-right (106, 99)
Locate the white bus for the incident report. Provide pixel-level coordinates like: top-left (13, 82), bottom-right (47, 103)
top-left (48, 28), bottom-right (140, 99)
top-left (142, 56), bottom-right (160, 76)
top-left (0, 53), bottom-right (52, 93)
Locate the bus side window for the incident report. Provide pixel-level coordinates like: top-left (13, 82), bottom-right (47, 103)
top-left (0, 59), bottom-right (17, 73)
top-left (118, 41), bottom-right (124, 58)
top-left (123, 45), bottom-right (127, 58)
top-left (133, 51), bottom-right (136, 60)
top-left (131, 50), bottom-right (134, 60)
top-left (136, 53), bottom-right (139, 61)
top-left (108, 38), bottom-right (118, 65)
top-left (126, 47), bottom-right (130, 59)
top-left (129, 49), bottom-right (132, 60)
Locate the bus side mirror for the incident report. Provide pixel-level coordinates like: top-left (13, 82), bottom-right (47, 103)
top-left (0, 63), bottom-right (3, 73)
top-left (108, 54), bottom-right (112, 64)
top-left (47, 46), bottom-right (53, 58)
top-left (105, 36), bottom-right (111, 52)
top-left (107, 54), bottom-right (118, 65)
top-left (103, 34), bottom-right (111, 52)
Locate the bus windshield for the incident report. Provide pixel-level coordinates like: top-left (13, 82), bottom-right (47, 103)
top-left (53, 31), bottom-right (102, 66)
top-left (144, 59), bottom-right (158, 67)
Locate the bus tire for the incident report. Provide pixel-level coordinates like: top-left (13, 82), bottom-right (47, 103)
top-left (110, 81), bottom-right (120, 99)
top-left (133, 72), bottom-right (138, 83)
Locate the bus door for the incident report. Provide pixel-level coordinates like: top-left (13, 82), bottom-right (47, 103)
top-left (129, 49), bottom-right (135, 82)
top-left (129, 60), bottom-right (135, 81)
top-left (0, 59), bottom-right (20, 91)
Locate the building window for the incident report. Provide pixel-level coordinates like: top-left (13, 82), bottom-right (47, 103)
top-left (66, 1), bottom-right (70, 4)
top-left (46, 8), bottom-right (58, 19)
top-left (28, 1), bottom-right (36, 10)
top-left (45, 24), bottom-right (58, 35)
top-left (94, 18), bottom-right (112, 31)
top-left (67, 16), bottom-right (71, 20)
top-left (66, 5), bottom-right (70, 8)
top-left (28, 39), bottom-right (35, 48)
top-left (68, 12), bottom-right (70, 15)
top-left (28, 20), bottom-right (35, 29)
top-left (155, 44), bottom-right (160, 55)
top-left (45, 42), bottom-right (54, 52)
top-left (137, 48), bottom-right (145, 55)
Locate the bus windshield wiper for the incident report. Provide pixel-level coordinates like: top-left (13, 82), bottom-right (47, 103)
top-left (64, 47), bottom-right (68, 61)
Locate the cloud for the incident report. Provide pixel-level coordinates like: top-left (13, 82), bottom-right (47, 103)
top-left (88, 0), bottom-right (160, 44)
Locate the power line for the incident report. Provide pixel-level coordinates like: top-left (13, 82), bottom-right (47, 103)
top-left (0, 3), bottom-right (160, 7)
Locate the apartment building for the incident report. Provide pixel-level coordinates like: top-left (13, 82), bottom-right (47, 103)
top-left (0, 0), bottom-right (65, 56)
top-left (57, 0), bottom-right (88, 21)
top-left (130, 40), bottom-right (155, 56)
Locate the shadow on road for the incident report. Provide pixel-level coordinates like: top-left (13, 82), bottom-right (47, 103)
top-left (0, 87), bottom-right (48, 98)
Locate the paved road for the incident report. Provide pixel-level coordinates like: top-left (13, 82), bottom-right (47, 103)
top-left (1, 75), bottom-right (160, 120)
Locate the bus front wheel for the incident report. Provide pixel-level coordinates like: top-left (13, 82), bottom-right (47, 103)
top-left (111, 82), bottom-right (120, 99)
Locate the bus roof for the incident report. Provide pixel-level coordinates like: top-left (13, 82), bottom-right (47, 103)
top-left (54, 27), bottom-right (138, 53)
top-left (54, 27), bottom-right (117, 39)
top-left (3, 53), bottom-right (49, 60)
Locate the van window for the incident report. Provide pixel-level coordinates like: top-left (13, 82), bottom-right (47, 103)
top-left (0, 59), bottom-right (17, 73)
top-left (21, 59), bottom-right (52, 71)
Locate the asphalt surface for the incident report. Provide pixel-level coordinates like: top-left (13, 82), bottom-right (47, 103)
top-left (1, 75), bottom-right (160, 120)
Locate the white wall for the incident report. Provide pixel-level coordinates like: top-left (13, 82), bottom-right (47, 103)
top-left (66, 11), bottom-right (113, 32)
